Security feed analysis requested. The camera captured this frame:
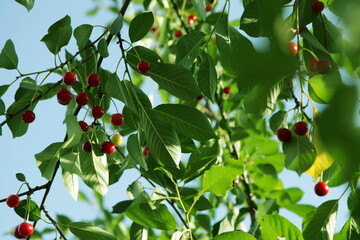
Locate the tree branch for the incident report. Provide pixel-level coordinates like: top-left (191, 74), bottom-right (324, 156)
top-left (169, 0), bottom-right (190, 33)
top-left (0, 183), bottom-right (49, 203)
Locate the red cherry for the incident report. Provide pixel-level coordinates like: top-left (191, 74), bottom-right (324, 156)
top-left (294, 121), bottom-right (308, 136)
top-left (18, 222), bottom-right (34, 237)
top-left (143, 146), bottom-right (149, 157)
top-left (101, 141), bottom-right (115, 154)
top-left (289, 42), bottom-right (298, 56)
top-left (87, 73), bottom-right (101, 87)
top-left (205, 3), bottom-right (213, 12)
top-left (174, 30), bottom-right (183, 38)
top-left (92, 106), bottom-right (104, 119)
top-left (277, 128), bottom-right (292, 142)
top-left (14, 227), bottom-right (26, 239)
top-left (151, 27), bottom-right (158, 32)
top-left (196, 95), bottom-right (203, 101)
top-left (315, 60), bottom-right (331, 74)
top-left (111, 113), bottom-right (124, 126)
top-left (188, 14), bottom-right (197, 25)
top-left (224, 87), bottom-right (230, 95)
top-left (82, 141), bottom-right (92, 152)
top-left (78, 121), bottom-right (89, 132)
top-left (6, 195), bottom-right (20, 208)
top-left (308, 59), bottom-right (318, 72)
top-left (137, 61), bottom-right (150, 74)
top-left (311, 1), bottom-right (324, 13)
top-left (63, 72), bottom-right (76, 85)
top-left (22, 110), bottom-right (35, 123)
top-left (75, 92), bottom-right (89, 106)
top-left (314, 181), bottom-right (329, 196)
top-left (57, 88), bottom-right (72, 105)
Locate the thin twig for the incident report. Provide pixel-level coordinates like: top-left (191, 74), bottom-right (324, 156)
top-left (169, 0), bottom-right (190, 33)
top-left (42, 206), bottom-right (68, 240)
top-left (0, 183), bottom-right (49, 202)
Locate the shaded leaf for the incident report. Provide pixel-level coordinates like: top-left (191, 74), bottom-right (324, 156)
top-left (69, 222), bottom-right (117, 240)
top-left (35, 142), bottom-right (63, 180)
top-left (129, 12), bottom-right (154, 42)
top-left (176, 31), bottom-right (205, 69)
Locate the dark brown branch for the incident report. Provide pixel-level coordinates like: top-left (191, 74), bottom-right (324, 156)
top-left (0, 183), bottom-right (49, 203)
top-left (42, 196), bottom-right (68, 239)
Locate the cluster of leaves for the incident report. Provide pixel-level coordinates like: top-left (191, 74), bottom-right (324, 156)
top-left (0, 0), bottom-right (360, 239)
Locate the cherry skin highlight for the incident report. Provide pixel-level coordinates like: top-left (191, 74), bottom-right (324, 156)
top-left (6, 194), bottom-right (20, 208)
top-left (63, 72), bottom-right (76, 85)
top-left (76, 92), bottom-right (89, 106)
top-left (78, 121), bottom-right (89, 132)
top-left (315, 181), bottom-right (329, 196)
top-left (57, 88), bottom-right (72, 105)
top-left (87, 73), bottom-right (101, 87)
top-left (294, 121), bottom-right (308, 136)
top-left (102, 141), bottom-right (115, 154)
top-left (92, 106), bottom-right (104, 119)
top-left (18, 222), bottom-right (34, 237)
top-left (22, 110), bottom-right (35, 123)
top-left (111, 113), bottom-right (124, 126)
top-left (137, 61), bottom-right (150, 74)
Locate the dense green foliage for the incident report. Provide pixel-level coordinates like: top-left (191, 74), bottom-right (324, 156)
top-left (0, 0), bottom-right (359, 239)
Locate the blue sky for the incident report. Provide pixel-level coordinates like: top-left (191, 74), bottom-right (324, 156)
top-left (0, 0), bottom-right (350, 239)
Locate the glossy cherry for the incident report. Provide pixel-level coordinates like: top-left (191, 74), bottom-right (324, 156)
top-left (110, 113), bottom-right (124, 126)
top-left (22, 110), bottom-right (35, 123)
top-left (196, 95), bottom-right (203, 101)
top-left (18, 222), bottom-right (34, 237)
top-left (63, 72), bottom-right (76, 85)
top-left (174, 30), bottom-right (183, 38)
top-left (82, 141), bottom-right (92, 152)
top-left (76, 92), bottom-right (89, 106)
top-left (102, 141), bottom-right (115, 154)
top-left (87, 73), bottom-right (101, 87)
top-left (143, 146), bottom-right (149, 157)
top-left (294, 121), bottom-right (308, 136)
top-left (112, 134), bottom-right (123, 146)
top-left (137, 61), bottom-right (150, 74)
top-left (14, 227), bottom-right (26, 239)
top-left (311, 1), bottom-right (324, 13)
top-left (92, 106), bottom-right (104, 119)
top-left (6, 194), bottom-right (20, 208)
top-left (205, 3), bottom-right (213, 12)
top-left (314, 181), bottom-right (329, 196)
top-left (57, 88), bottom-right (72, 105)
top-left (224, 87), bottom-right (230, 95)
top-left (289, 42), bottom-right (298, 56)
top-left (277, 128), bottom-right (292, 142)
top-left (315, 60), bottom-right (331, 74)
top-left (78, 121), bottom-right (89, 132)
top-left (308, 59), bottom-right (318, 72)
top-left (188, 14), bottom-right (197, 25)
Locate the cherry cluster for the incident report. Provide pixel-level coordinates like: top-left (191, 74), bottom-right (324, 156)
top-left (6, 195), bottom-right (34, 239)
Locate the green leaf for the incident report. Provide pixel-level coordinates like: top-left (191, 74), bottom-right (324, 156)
top-left (303, 200), bottom-right (338, 240)
top-left (308, 74), bottom-right (341, 104)
top-left (15, 0), bottom-right (35, 11)
top-left (129, 12), bottom-right (154, 42)
top-left (62, 169), bottom-right (79, 200)
top-left (110, 13), bottom-right (123, 35)
top-left (19, 77), bottom-right (39, 91)
top-left (334, 218), bottom-right (360, 240)
top-left (126, 46), bottom-right (163, 70)
top-left (0, 39), bottom-right (18, 69)
top-left (283, 134), bottom-right (316, 175)
top-left (97, 38), bottom-right (109, 58)
top-left (69, 222), bottom-right (117, 240)
top-left (0, 84), bottom-right (10, 97)
top-left (15, 173), bottom-right (26, 182)
top-left (294, 0), bottom-right (318, 28)
top-left (80, 151), bottom-right (108, 195)
top-left (148, 63), bottom-right (200, 101)
top-left (285, 204), bottom-right (316, 218)
top-left (270, 110), bottom-right (288, 133)
top-left (140, 108), bottom-right (181, 168)
top-left (201, 158), bottom-right (243, 196)
top-left (191, 0), bottom-right (206, 20)
top-left (41, 15), bottom-right (72, 54)
top-left (130, 222), bottom-right (147, 240)
top-left (112, 200), bottom-right (133, 214)
top-left (74, 24), bottom-right (93, 49)
top-left (154, 104), bottom-right (216, 141)
top-left (313, 15), bottom-right (343, 53)
top-left (260, 215), bottom-right (304, 240)
top-left (176, 31), bottom-right (205, 69)
top-left (60, 151), bottom-right (82, 175)
top-left (318, 86), bottom-right (360, 181)
top-left (183, 143), bottom-right (220, 182)
top-left (213, 231), bottom-right (256, 240)
top-left (348, 188), bottom-right (360, 225)
top-left (240, 0), bottom-right (266, 37)
top-left (125, 203), bottom-right (178, 230)
top-left (63, 115), bottom-right (83, 148)
top-left (14, 200), bottom-right (41, 221)
top-left (216, 27), bottom-right (254, 77)
top-left (35, 142), bottom-right (63, 180)
top-left (0, 99), bottom-right (5, 115)
top-left (197, 54), bottom-right (217, 102)
top-left (127, 134), bottom-right (148, 171)
top-left (244, 81), bottom-right (282, 116)
top-left (301, 28), bottom-right (330, 55)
